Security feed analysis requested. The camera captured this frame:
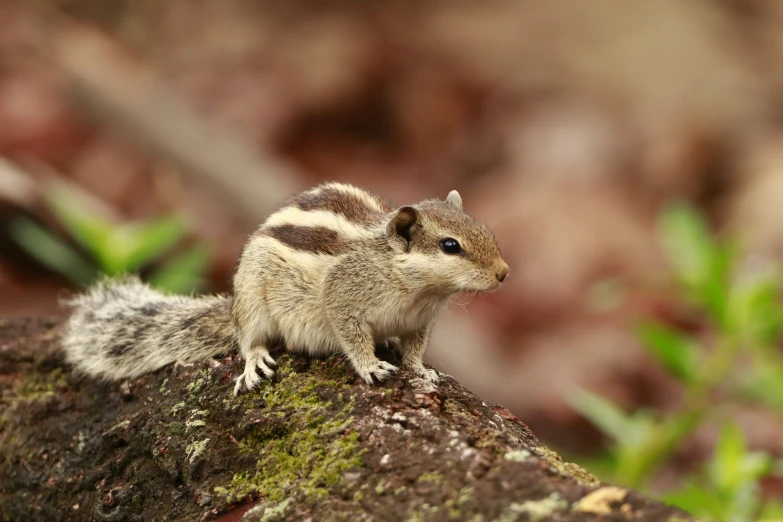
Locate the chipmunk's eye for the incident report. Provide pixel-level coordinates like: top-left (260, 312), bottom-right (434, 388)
top-left (440, 238), bottom-right (462, 255)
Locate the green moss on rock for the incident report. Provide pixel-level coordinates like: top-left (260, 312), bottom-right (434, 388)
top-left (214, 356), bottom-right (362, 504)
top-left (417, 471), bottom-right (444, 485)
top-left (12, 367), bottom-right (67, 405)
top-left (0, 317), bottom-right (695, 522)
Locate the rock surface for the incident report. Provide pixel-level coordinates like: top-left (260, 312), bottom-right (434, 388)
top-left (0, 316), bottom-right (693, 521)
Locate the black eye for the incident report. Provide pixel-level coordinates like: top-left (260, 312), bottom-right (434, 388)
top-left (440, 238), bottom-right (462, 255)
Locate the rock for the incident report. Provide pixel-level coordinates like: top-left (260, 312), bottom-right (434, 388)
top-left (0, 316), bottom-right (692, 521)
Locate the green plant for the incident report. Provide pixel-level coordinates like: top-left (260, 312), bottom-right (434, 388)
top-left (663, 422), bottom-right (777, 522)
top-left (9, 183), bottom-right (209, 293)
top-left (570, 202), bottom-right (783, 521)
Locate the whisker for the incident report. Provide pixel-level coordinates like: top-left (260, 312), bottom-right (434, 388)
top-left (454, 300), bottom-right (469, 314)
top-left (490, 218), bottom-right (512, 235)
top-left (452, 292), bottom-right (478, 314)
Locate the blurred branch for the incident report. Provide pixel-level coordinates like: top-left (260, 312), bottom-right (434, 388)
top-left (0, 156), bottom-right (119, 223)
top-left (0, 158), bottom-right (37, 208)
top-left (47, 22), bottom-right (304, 225)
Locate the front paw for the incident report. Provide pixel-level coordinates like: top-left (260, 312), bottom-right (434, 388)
top-left (415, 367), bottom-right (440, 384)
top-left (355, 360), bottom-right (398, 385)
top-left (233, 350), bottom-right (277, 396)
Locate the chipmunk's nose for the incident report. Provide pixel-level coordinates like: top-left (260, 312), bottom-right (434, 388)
top-left (496, 263), bottom-right (509, 283)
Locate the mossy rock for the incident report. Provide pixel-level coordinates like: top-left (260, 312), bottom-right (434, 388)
top-left (0, 317), bottom-right (693, 521)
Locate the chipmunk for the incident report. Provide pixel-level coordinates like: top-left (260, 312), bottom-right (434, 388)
top-left (61, 182), bottom-right (509, 395)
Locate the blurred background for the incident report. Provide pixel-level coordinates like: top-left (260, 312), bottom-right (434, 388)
top-left (3, 1), bottom-right (783, 519)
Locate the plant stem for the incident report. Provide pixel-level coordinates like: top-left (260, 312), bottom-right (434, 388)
top-left (617, 338), bottom-right (740, 488)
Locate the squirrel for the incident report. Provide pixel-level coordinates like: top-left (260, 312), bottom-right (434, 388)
top-left (60, 182), bottom-right (509, 395)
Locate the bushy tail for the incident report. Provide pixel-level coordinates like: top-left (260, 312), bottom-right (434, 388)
top-left (60, 276), bottom-right (235, 381)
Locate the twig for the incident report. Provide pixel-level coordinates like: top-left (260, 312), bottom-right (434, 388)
top-left (0, 158), bottom-right (37, 208)
top-left (48, 23), bottom-right (304, 225)
top-left (0, 156), bottom-right (119, 223)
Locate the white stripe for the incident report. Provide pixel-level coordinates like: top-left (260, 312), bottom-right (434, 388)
top-left (257, 235), bottom-right (340, 279)
top-left (321, 182), bottom-right (387, 213)
top-left (264, 206), bottom-right (379, 239)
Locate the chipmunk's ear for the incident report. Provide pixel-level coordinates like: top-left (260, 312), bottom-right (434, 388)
top-left (445, 190), bottom-right (463, 210)
top-left (387, 206), bottom-right (420, 249)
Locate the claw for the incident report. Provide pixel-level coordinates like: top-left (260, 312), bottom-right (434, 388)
top-left (257, 361), bottom-right (275, 379)
top-left (233, 350), bottom-right (277, 395)
top-left (417, 368), bottom-right (440, 384)
top-left (356, 360), bottom-right (398, 385)
top-left (262, 354), bottom-right (278, 367)
top-left (233, 376), bottom-right (246, 396)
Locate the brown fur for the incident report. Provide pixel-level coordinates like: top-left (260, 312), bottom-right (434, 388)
top-left (262, 225), bottom-right (351, 255)
top-left (294, 186), bottom-right (393, 224)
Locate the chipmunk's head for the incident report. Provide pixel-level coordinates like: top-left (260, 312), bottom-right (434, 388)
top-left (386, 190), bottom-right (509, 294)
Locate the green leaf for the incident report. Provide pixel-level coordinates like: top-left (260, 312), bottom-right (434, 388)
top-left (636, 322), bottom-right (699, 383)
top-left (727, 270), bottom-right (783, 345)
top-left (738, 356), bottom-right (783, 421)
top-left (45, 185), bottom-right (112, 260)
top-left (103, 216), bottom-right (186, 274)
top-left (710, 422), bottom-right (748, 493)
top-left (663, 423), bottom-right (772, 522)
top-left (741, 452), bottom-right (773, 482)
top-left (8, 217), bottom-right (96, 286)
top-left (124, 216), bottom-right (186, 269)
top-left (660, 409), bottom-right (705, 451)
top-left (569, 390), bottom-right (649, 447)
top-left (658, 202), bottom-right (731, 325)
top-left (148, 245), bottom-right (210, 294)
top-left (759, 499), bottom-right (783, 521)
top-left (661, 480), bottom-right (726, 521)
top-left (703, 244), bottom-right (734, 327)
top-left (709, 421), bottom-right (771, 496)
top-left (659, 202), bottom-right (716, 286)
top-left (43, 183), bottom-right (188, 274)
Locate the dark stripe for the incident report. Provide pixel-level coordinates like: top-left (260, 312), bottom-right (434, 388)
top-left (139, 303), bottom-right (162, 316)
top-left (109, 340), bottom-right (134, 357)
top-left (263, 225), bottom-right (349, 255)
top-left (181, 308), bottom-right (212, 329)
top-left (294, 187), bottom-right (391, 224)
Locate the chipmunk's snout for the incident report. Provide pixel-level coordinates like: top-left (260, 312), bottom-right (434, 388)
top-left (496, 268), bottom-right (509, 283)
top-left (496, 263), bottom-right (509, 283)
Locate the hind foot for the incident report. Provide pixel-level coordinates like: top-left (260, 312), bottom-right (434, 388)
top-left (233, 348), bottom-right (277, 395)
